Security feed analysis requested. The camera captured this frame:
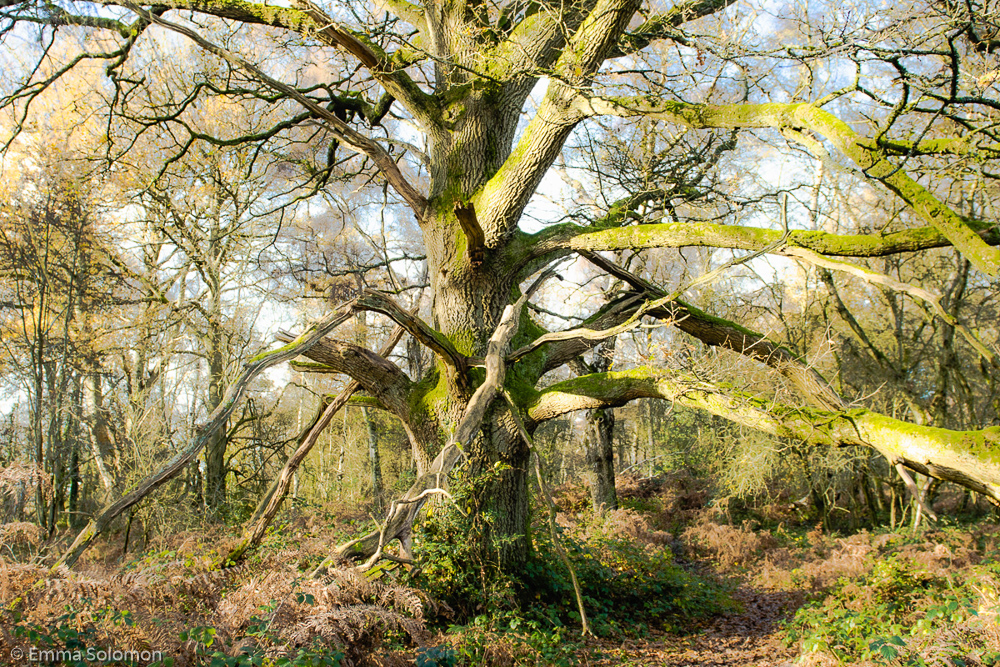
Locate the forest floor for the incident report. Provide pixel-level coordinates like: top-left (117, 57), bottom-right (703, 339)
top-left (3, 475), bottom-right (1000, 666)
top-left (583, 585), bottom-right (802, 666)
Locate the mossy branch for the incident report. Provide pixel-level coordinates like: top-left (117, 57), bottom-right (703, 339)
top-left (528, 367), bottom-right (1000, 502)
top-left (577, 96), bottom-right (1000, 275)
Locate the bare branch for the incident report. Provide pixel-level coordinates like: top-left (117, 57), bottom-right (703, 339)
top-left (55, 299), bottom-right (361, 569)
top-left (782, 247), bottom-right (997, 366)
top-left (122, 3), bottom-right (429, 218)
top-left (579, 250), bottom-right (846, 411)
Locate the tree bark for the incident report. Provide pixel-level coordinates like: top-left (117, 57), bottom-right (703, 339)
top-left (584, 338), bottom-right (618, 514)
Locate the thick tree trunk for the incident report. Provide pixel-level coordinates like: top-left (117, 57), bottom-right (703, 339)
top-left (412, 194), bottom-right (536, 568)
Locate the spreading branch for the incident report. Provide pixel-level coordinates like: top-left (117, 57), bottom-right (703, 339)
top-left (121, 3), bottom-right (429, 218)
top-left (528, 367), bottom-right (1000, 502)
top-left (523, 216), bottom-right (1000, 270)
top-left (576, 96), bottom-right (1000, 275)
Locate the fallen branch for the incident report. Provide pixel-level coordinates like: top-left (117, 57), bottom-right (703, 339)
top-left (54, 301), bottom-right (360, 570)
top-left (220, 324), bottom-right (407, 567)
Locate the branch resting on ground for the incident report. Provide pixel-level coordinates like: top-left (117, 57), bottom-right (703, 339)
top-left (54, 299), bottom-right (363, 569)
top-left (220, 324), bottom-right (407, 567)
top-left (528, 367), bottom-right (1000, 503)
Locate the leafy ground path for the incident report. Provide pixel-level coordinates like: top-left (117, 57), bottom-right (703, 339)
top-left (584, 586), bottom-right (803, 666)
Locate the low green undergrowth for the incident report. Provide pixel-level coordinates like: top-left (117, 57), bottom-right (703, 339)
top-left (525, 513), bottom-right (735, 636)
top-left (785, 552), bottom-right (1000, 665)
top-left (405, 471), bottom-right (734, 646)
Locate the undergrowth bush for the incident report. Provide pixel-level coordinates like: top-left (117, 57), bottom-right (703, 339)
top-left (786, 552), bottom-right (1000, 666)
top-left (403, 466), bottom-right (519, 621)
top-left (406, 467), bottom-right (734, 641)
top-left (0, 551), bottom-right (431, 666)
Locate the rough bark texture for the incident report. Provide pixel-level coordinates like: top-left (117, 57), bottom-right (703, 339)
top-left (584, 338), bottom-right (618, 514)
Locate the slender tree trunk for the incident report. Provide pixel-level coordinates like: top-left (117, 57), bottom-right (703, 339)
top-left (83, 371), bottom-right (117, 493)
top-left (68, 445), bottom-right (80, 529)
top-left (363, 407), bottom-right (384, 511)
top-left (204, 328), bottom-right (228, 510)
top-left (584, 336), bottom-right (618, 514)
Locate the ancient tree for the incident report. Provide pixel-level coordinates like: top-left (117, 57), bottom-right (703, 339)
top-left (4, 0), bottom-right (1000, 570)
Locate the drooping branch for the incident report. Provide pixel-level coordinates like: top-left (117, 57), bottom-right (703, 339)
top-left (576, 96), bottom-right (1000, 275)
top-left (894, 463), bottom-right (939, 523)
top-left (502, 390), bottom-right (590, 637)
top-left (54, 300), bottom-right (361, 569)
top-left (527, 367), bottom-right (1000, 502)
